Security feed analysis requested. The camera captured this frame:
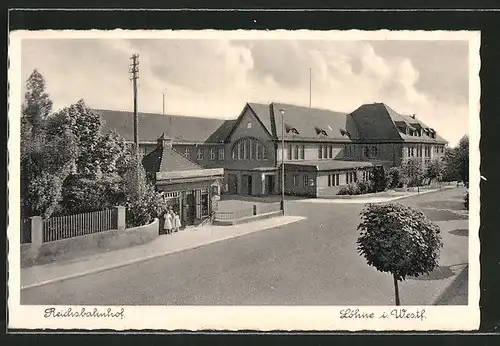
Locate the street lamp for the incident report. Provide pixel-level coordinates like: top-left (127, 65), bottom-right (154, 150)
top-left (279, 108), bottom-right (286, 215)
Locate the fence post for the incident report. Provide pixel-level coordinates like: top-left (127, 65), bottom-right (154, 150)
top-left (253, 204), bottom-right (258, 216)
top-left (115, 206), bottom-right (126, 230)
top-left (30, 216), bottom-right (43, 253)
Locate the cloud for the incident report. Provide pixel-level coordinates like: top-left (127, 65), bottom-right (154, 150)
top-left (20, 38), bottom-right (469, 146)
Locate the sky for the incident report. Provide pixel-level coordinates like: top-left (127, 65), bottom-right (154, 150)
top-left (21, 38), bottom-right (470, 146)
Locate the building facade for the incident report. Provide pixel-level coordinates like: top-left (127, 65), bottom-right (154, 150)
top-left (98, 101), bottom-right (447, 199)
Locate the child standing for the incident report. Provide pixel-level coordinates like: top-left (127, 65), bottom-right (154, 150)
top-left (174, 212), bottom-right (182, 232)
top-left (164, 210), bottom-right (173, 235)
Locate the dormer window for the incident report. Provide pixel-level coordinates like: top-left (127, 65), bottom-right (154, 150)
top-left (315, 127), bottom-right (328, 136)
top-left (340, 128), bottom-right (350, 137)
top-left (284, 124), bottom-right (299, 135)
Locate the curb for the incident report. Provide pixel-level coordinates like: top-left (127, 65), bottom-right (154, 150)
top-left (21, 216), bottom-right (306, 291)
top-left (433, 264), bottom-right (469, 305)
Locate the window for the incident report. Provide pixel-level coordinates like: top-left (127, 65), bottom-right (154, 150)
top-left (328, 174), bottom-right (340, 187)
top-left (346, 172), bottom-right (357, 184)
top-left (244, 139), bottom-right (250, 159)
top-left (329, 145), bottom-right (333, 159)
top-left (209, 148), bottom-right (215, 160)
top-left (288, 145), bottom-right (292, 160)
top-left (300, 145), bottom-right (305, 160)
top-left (238, 141), bottom-right (244, 159)
top-left (293, 175), bottom-right (298, 187)
top-left (218, 147), bottom-right (225, 160)
top-left (318, 145), bottom-right (323, 158)
top-left (363, 146), bottom-right (370, 158)
top-left (184, 148), bottom-right (190, 158)
top-left (294, 145), bottom-right (299, 160)
top-left (371, 146), bottom-right (378, 158)
top-left (262, 145), bottom-right (268, 160)
top-left (324, 145), bottom-right (328, 159)
top-left (303, 175), bottom-right (308, 188)
top-left (256, 143), bottom-right (262, 160)
top-left (251, 141), bottom-right (256, 160)
top-left (197, 148), bottom-right (204, 160)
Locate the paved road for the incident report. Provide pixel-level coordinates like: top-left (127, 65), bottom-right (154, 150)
top-left (21, 188), bottom-right (469, 306)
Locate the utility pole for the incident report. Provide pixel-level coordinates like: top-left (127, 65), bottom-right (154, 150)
top-left (129, 53), bottom-right (140, 156)
top-left (129, 53), bottom-right (140, 193)
top-left (279, 108), bottom-right (286, 215)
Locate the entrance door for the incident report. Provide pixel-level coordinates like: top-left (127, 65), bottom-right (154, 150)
top-left (228, 174), bottom-right (237, 195)
top-left (247, 175), bottom-right (253, 195)
top-left (266, 175), bottom-right (275, 195)
top-left (183, 190), bottom-right (196, 226)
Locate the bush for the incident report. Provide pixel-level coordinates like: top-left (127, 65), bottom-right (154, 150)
top-left (357, 203), bottom-right (443, 305)
top-left (371, 166), bottom-right (389, 192)
top-left (387, 167), bottom-right (402, 189)
top-left (357, 180), bottom-right (373, 194)
top-left (337, 183), bottom-right (361, 195)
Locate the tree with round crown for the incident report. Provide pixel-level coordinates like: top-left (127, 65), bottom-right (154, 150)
top-left (357, 203), bottom-right (443, 305)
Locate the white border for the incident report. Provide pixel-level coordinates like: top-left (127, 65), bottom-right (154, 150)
top-left (8, 29), bottom-right (481, 331)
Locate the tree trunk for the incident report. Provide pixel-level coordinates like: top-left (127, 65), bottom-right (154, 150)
top-left (393, 274), bottom-right (401, 306)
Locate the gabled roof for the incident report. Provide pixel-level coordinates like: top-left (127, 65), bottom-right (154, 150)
top-left (351, 103), bottom-right (447, 144)
top-left (383, 104), bottom-right (447, 144)
top-left (269, 102), bottom-right (351, 141)
top-left (96, 109), bottom-right (228, 144)
top-left (247, 102), bottom-right (274, 137)
top-left (142, 145), bottom-right (202, 178)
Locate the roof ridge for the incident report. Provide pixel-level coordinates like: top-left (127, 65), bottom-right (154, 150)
top-left (94, 108), bottom-right (229, 121)
top-left (171, 147), bottom-right (204, 169)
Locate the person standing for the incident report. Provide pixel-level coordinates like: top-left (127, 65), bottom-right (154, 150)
top-left (164, 210), bottom-right (173, 235)
top-left (174, 212), bottom-right (182, 232)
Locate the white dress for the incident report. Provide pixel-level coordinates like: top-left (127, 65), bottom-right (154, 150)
top-left (174, 214), bottom-right (182, 230)
top-left (164, 213), bottom-right (173, 230)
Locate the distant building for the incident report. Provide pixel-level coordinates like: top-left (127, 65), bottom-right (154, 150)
top-left (97, 101), bottom-right (447, 199)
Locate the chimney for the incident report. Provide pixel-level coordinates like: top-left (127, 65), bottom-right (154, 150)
top-left (157, 133), bottom-right (172, 149)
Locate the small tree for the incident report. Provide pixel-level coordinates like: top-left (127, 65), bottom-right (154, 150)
top-left (370, 166), bottom-right (389, 192)
top-left (357, 203), bottom-right (443, 305)
top-left (425, 158), bottom-right (445, 186)
top-left (387, 166), bottom-right (402, 189)
top-left (401, 157), bottom-right (424, 187)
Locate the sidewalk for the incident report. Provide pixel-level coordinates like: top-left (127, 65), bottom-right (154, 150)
top-left (21, 215), bottom-right (306, 290)
top-left (298, 186), bottom-right (457, 204)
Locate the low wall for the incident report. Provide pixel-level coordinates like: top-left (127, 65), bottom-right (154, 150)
top-left (21, 218), bottom-right (159, 268)
top-left (213, 210), bottom-right (284, 226)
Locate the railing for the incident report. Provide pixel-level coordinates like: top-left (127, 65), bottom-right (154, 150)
top-left (43, 208), bottom-right (117, 242)
top-left (21, 218), bottom-right (32, 244)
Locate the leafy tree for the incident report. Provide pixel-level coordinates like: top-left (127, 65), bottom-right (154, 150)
top-left (122, 155), bottom-right (169, 227)
top-left (370, 166), bottom-right (389, 192)
top-left (442, 136), bottom-right (469, 184)
top-left (425, 158), bottom-right (445, 184)
top-left (357, 203), bottom-right (443, 305)
top-left (21, 69), bottom-right (79, 218)
top-left (22, 69), bottom-right (53, 135)
top-left (387, 166), bottom-right (403, 189)
top-left (401, 157), bottom-right (424, 187)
